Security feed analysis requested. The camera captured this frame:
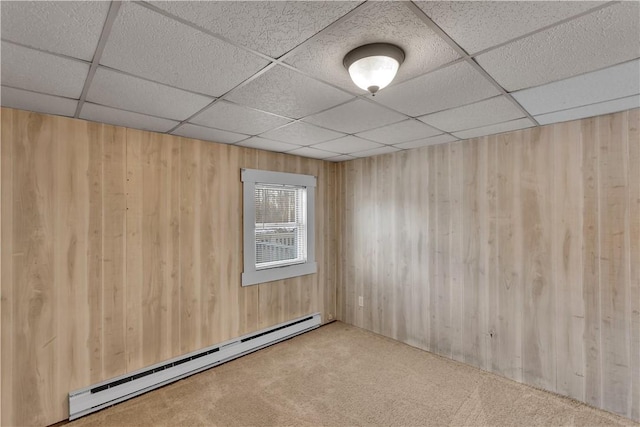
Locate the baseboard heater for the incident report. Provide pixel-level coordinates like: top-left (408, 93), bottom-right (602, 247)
top-left (69, 312), bottom-right (321, 420)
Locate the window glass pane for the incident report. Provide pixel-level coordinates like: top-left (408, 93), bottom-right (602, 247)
top-left (255, 183), bottom-right (306, 269)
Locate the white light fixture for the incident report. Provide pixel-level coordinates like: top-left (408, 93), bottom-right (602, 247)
top-left (343, 43), bottom-right (405, 95)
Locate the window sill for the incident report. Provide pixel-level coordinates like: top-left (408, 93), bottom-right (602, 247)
top-left (241, 261), bottom-right (317, 286)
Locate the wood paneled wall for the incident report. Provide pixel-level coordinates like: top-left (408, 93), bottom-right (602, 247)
top-left (336, 109), bottom-right (640, 421)
top-left (0, 107), bottom-right (338, 426)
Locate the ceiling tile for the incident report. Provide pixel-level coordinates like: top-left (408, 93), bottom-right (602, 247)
top-left (190, 101), bottom-right (291, 135)
top-left (513, 59), bottom-right (640, 116)
top-left (150, 1), bottom-right (360, 58)
top-left (419, 96), bottom-right (524, 132)
top-left (260, 122), bottom-right (345, 146)
top-left (80, 103), bottom-right (179, 133)
top-left (1, 41), bottom-right (89, 98)
top-left (356, 119), bottom-right (441, 144)
top-left (394, 134), bottom-right (459, 150)
top-left (1, 86), bottom-right (77, 117)
top-left (351, 145), bottom-right (401, 158)
top-left (311, 135), bottom-right (382, 154)
top-left (304, 99), bottom-right (405, 134)
top-left (374, 61), bottom-right (500, 117)
top-left (171, 123), bottom-right (248, 144)
top-left (326, 154), bottom-right (357, 162)
top-left (452, 118), bottom-right (536, 140)
top-left (415, 1), bottom-right (606, 54)
top-left (535, 95), bottom-right (640, 126)
top-left (237, 137), bottom-right (302, 153)
top-left (285, 1), bottom-right (459, 93)
top-left (87, 68), bottom-right (213, 121)
top-left (286, 146), bottom-right (338, 160)
top-left (100, 2), bottom-right (269, 97)
top-left (476, 2), bottom-right (640, 91)
top-left (226, 65), bottom-right (353, 119)
top-left (1, 1), bottom-right (110, 61)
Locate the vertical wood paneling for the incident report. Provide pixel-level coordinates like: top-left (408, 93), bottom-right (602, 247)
top-left (167, 137), bottom-right (182, 357)
top-left (628, 109), bottom-right (640, 421)
top-left (414, 149), bottom-right (430, 350)
top-left (462, 139), bottom-right (485, 368)
top-left (1, 108), bottom-right (14, 427)
top-left (125, 129), bottom-right (144, 370)
top-left (200, 140), bottom-right (219, 344)
top-left (86, 123), bottom-right (104, 384)
top-left (485, 137), bottom-right (500, 374)
top-left (1, 108), bottom-right (338, 426)
top-left (337, 108), bottom-right (640, 422)
top-left (103, 125), bottom-right (127, 378)
top-left (362, 157), bottom-right (374, 332)
top-left (427, 145), bottom-right (439, 353)
top-left (582, 115), bottom-right (602, 408)
top-left (436, 145), bottom-right (452, 357)
top-left (179, 136), bottom-right (202, 352)
top-left (14, 112), bottom-right (56, 425)
top-left (521, 128), bottom-right (555, 390)
top-left (496, 132), bottom-right (523, 381)
top-left (449, 143), bottom-right (464, 362)
top-left (552, 120), bottom-right (585, 401)
top-left (2, 106), bottom-right (637, 425)
top-left (599, 111), bottom-right (632, 415)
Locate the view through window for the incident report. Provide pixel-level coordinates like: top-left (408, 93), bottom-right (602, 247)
top-left (241, 168), bottom-right (316, 287)
top-left (254, 183), bottom-right (307, 269)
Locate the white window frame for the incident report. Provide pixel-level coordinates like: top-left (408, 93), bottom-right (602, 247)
top-left (241, 168), bottom-right (317, 286)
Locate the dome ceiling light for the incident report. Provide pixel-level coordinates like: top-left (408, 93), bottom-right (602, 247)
top-left (343, 43), bottom-right (405, 95)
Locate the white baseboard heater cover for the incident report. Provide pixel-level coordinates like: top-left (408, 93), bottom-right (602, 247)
top-left (69, 313), bottom-right (321, 420)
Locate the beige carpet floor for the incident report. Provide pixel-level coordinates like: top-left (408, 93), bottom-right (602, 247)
top-left (70, 322), bottom-right (638, 426)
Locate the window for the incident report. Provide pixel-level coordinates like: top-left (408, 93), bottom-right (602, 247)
top-left (241, 169), bottom-right (317, 286)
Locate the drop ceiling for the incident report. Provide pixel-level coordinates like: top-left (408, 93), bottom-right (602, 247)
top-left (1, 1), bottom-right (639, 162)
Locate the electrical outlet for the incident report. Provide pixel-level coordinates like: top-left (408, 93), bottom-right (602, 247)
top-left (358, 296), bottom-right (364, 307)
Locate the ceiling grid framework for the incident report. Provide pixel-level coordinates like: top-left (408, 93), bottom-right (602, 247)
top-left (1, 0), bottom-right (638, 161)
top-left (73, 0), bottom-right (122, 117)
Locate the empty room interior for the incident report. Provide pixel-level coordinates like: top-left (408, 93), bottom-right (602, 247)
top-left (1, 0), bottom-right (639, 426)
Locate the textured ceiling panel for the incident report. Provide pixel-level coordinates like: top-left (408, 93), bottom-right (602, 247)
top-left (1, 42), bottom-right (89, 98)
top-left (452, 118), bottom-right (536, 140)
top-left (80, 102), bottom-right (179, 133)
top-left (419, 96), bottom-right (524, 132)
top-left (237, 137), bottom-right (303, 153)
top-left (326, 154), bottom-right (356, 162)
top-left (311, 135), bottom-right (382, 154)
top-left (2, 1), bottom-right (639, 162)
top-left (1, 1), bottom-right (110, 61)
top-left (226, 66), bottom-right (353, 119)
top-left (285, 1), bottom-right (459, 93)
top-left (373, 61), bottom-right (500, 117)
top-left (87, 68), bottom-right (213, 121)
top-left (393, 134), bottom-right (458, 150)
top-left (476, 2), bottom-right (640, 91)
top-left (356, 119), bottom-right (441, 144)
top-left (150, 1), bottom-right (361, 58)
top-left (190, 101), bottom-right (291, 135)
top-left (260, 122), bottom-right (345, 146)
top-left (171, 123), bottom-right (248, 144)
top-left (286, 146), bottom-right (339, 160)
top-left (351, 145), bottom-right (400, 158)
top-left (535, 95), bottom-right (640, 126)
top-left (304, 99), bottom-right (405, 134)
top-left (415, 1), bottom-right (606, 54)
top-left (1, 86), bottom-right (77, 117)
top-left (100, 2), bottom-right (269, 97)
top-left (513, 59), bottom-right (640, 116)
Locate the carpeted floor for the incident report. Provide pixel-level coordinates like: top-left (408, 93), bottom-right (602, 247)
top-left (70, 322), bottom-right (637, 426)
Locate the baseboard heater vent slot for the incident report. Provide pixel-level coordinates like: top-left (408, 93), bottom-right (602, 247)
top-left (69, 313), bottom-right (321, 420)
